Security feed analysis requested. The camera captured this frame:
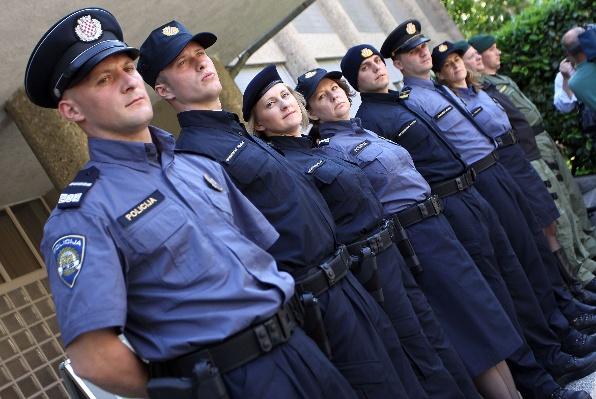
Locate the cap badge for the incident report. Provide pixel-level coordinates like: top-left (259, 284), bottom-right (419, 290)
top-left (162, 26), bottom-right (180, 36)
top-left (406, 22), bottom-right (417, 35)
top-left (438, 44), bottom-right (448, 52)
top-left (304, 70), bottom-right (317, 79)
top-left (361, 48), bottom-right (373, 58)
top-left (74, 15), bottom-right (102, 42)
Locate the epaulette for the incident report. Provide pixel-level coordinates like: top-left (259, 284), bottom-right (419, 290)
top-left (57, 166), bottom-right (100, 209)
top-left (399, 86), bottom-right (412, 100)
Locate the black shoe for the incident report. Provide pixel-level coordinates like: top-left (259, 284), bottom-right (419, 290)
top-left (550, 387), bottom-right (592, 399)
top-left (551, 352), bottom-right (596, 386)
top-left (573, 313), bottom-right (596, 334)
top-left (563, 329), bottom-right (596, 356)
top-left (585, 278), bottom-right (596, 294)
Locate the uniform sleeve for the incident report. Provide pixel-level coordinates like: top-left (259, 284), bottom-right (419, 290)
top-left (218, 166), bottom-right (280, 251)
top-left (41, 210), bottom-right (127, 347)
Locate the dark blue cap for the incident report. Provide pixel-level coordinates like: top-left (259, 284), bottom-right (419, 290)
top-left (431, 41), bottom-right (465, 72)
top-left (242, 64), bottom-right (284, 121)
top-left (138, 20), bottom-right (217, 87)
top-left (295, 68), bottom-right (343, 102)
top-left (24, 7), bottom-right (139, 108)
top-left (380, 19), bottom-right (430, 58)
top-left (340, 44), bottom-right (384, 91)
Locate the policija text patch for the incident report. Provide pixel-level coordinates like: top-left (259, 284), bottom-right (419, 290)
top-left (117, 190), bottom-right (164, 227)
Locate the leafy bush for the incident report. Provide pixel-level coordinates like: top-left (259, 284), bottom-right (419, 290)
top-left (495, 0), bottom-right (594, 174)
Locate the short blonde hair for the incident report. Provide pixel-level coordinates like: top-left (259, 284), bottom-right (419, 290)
top-left (247, 84), bottom-right (310, 136)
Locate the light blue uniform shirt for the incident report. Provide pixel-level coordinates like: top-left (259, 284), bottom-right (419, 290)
top-left (403, 76), bottom-right (495, 165)
top-left (317, 118), bottom-right (430, 216)
top-left (41, 127), bottom-right (294, 361)
top-left (456, 86), bottom-right (512, 139)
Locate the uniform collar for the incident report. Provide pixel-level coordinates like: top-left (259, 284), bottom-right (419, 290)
top-left (403, 76), bottom-right (435, 89)
top-left (457, 85), bottom-right (476, 97)
top-left (88, 126), bottom-right (175, 171)
top-left (319, 118), bottom-right (366, 139)
top-left (178, 109), bottom-right (245, 132)
top-left (360, 89), bottom-right (400, 103)
top-left (267, 135), bottom-right (313, 151)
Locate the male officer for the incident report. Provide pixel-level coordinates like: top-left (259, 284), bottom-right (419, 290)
top-left (137, 20), bottom-right (424, 399)
top-left (379, 18), bottom-right (596, 365)
top-left (469, 34), bottom-right (596, 272)
top-left (27, 8), bottom-right (357, 399)
top-left (343, 42), bottom-right (592, 399)
top-left (562, 26), bottom-right (596, 112)
top-left (457, 39), bottom-right (596, 296)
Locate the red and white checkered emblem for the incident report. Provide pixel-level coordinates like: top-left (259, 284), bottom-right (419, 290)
top-left (74, 15), bottom-right (102, 42)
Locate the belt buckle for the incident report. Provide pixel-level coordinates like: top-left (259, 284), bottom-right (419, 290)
top-left (319, 262), bottom-right (336, 285)
top-left (455, 176), bottom-right (464, 191)
top-left (468, 168), bottom-right (477, 183)
top-left (430, 195), bottom-right (443, 215)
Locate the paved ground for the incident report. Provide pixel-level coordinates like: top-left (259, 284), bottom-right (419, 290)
top-left (566, 371), bottom-right (596, 396)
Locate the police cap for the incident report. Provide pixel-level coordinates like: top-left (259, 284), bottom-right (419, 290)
top-left (431, 41), bottom-right (465, 72)
top-left (295, 68), bottom-right (343, 102)
top-left (138, 20), bottom-right (217, 87)
top-left (340, 44), bottom-right (384, 91)
top-left (242, 64), bottom-right (284, 121)
top-left (468, 34), bottom-right (496, 54)
top-left (24, 8), bottom-right (139, 108)
top-left (380, 19), bottom-right (430, 59)
top-left (453, 40), bottom-right (470, 54)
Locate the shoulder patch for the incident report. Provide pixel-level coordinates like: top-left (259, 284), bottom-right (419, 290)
top-left (58, 167), bottom-right (100, 209)
top-left (117, 190), bottom-right (165, 227)
top-left (317, 138), bottom-right (331, 147)
top-left (434, 105), bottom-right (453, 120)
top-left (224, 140), bottom-right (246, 163)
top-left (351, 140), bottom-right (371, 155)
top-left (399, 86), bottom-right (411, 100)
top-left (52, 235), bottom-right (86, 288)
top-left (307, 159), bottom-right (326, 174)
top-left (471, 106), bottom-right (483, 117)
top-left (497, 85), bottom-right (507, 93)
top-left (397, 119), bottom-right (417, 137)
top-left (203, 173), bottom-right (224, 192)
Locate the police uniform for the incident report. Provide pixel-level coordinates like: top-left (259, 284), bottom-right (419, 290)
top-left (243, 63), bottom-right (469, 397)
top-left (379, 18), bottom-right (596, 370)
top-left (138, 21), bottom-right (413, 399)
top-left (343, 43), bottom-right (594, 397)
top-left (28, 9), bottom-right (358, 399)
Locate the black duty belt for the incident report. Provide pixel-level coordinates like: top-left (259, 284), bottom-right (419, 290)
top-left (471, 151), bottom-right (499, 174)
top-left (430, 168), bottom-right (476, 198)
top-left (347, 220), bottom-right (395, 256)
top-left (532, 122), bottom-right (546, 135)
top-left (390, 195), bottom-right (444, 228)
top-left (494, 130), bottom-right (518, 148)
top-left (294, 245), bottom-right (352, 297)
top-left (148, 300), bottom-right (299, 378)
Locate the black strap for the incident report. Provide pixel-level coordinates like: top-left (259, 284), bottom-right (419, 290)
top-left (431, 168), bottom-right (476, 198)
top-left (294, 246), bottom-right (352, 297)
top-left (494, 130), bottom-right (518, 148)
top-left (391, 195), bottom-right (444, 228)
top-left (149, 301), bottom-right (298, 378)
top-left (347, 220), bottom-right (395, 256)
top-left (471, 151), bottom-right (499, 174)
top-left (532, 122), bottom-right (546, 135)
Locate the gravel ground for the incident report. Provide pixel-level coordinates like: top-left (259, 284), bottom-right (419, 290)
top-left (566, 371), bottom-right (596, 396)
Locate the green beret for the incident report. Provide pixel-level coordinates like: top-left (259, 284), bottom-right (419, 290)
top-left (468, 34), bottom-right (496, 53)
top-left (452, 40), bottom-right (470, 53)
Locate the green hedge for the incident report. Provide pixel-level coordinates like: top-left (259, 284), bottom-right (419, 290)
top-left (495, 0), bottom-right (594, 174)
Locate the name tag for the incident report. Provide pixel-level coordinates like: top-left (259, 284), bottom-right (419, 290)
top-left (224, 141), bottom-right (246, 163)
top-left (398, 119), bottom-right (417, 137)
top-left (434, 105), bottom-right (453, 120)
top-left (117, 190), bottom-right (165, 227)
top-left (307, 159), bottom-right (325, 174)
top-left (351, 140), bottom-right (370, 155)
top-left (471, 106), bottom-right (483, 117)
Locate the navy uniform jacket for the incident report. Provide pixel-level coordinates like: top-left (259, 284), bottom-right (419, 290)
top-left (41, 127), bottom-right (294, 361)
top-left (175, 110), bottom-right (337, 269)
top-left (266, 135), bottom-right (382, 244)
top-left (357, 90), bottom-right (467, 184)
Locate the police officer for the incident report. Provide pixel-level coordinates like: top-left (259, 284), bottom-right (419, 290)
top-left (242, 64), bottom-right (476, 399)
top-left (137, 20), bottom-right (419, 399)
top-left (381, 20), bottom-right (596, 350)
top-left (469, 34), bottom-right (596, 278)
top-left (295, 67), bottom-right (526, 399)
top-left (27, 8), bottom-right (357, 399)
